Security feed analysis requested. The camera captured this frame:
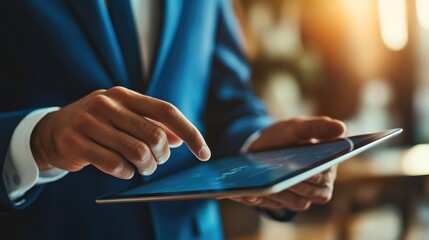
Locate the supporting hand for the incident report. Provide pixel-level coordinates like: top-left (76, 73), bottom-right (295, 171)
top-left (231, 116), bottom-right (346, 211)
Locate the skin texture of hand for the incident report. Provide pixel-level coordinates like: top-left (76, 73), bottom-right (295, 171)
top-left (30, 87), bottom-right (211, 179)
top-left (231, 116), bottom-right (346, 212)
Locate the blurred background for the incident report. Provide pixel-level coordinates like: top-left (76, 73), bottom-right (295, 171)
top-left (219, 0), bottom-right (429, 239)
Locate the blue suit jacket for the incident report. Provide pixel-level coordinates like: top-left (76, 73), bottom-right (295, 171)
top-left (0, 0), bottom-right (273, 239)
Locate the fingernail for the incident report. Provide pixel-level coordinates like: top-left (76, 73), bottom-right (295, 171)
top-left (198, 146), bottom-right (211, 161)
top-left (158, 155), bottom-right (168, 165)
top-left (142, 169), bottom-right (154, 176)
top-left (158, 158), bottom-right (167, 165)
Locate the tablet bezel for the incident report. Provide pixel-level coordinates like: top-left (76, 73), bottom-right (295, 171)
top-left (96, 128), bottom-right (402, 204)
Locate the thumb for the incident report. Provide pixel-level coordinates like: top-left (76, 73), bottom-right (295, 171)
top-left (248, 117), bottom-right (346, 152)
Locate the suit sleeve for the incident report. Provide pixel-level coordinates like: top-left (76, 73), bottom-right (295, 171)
top-left (205, 0), bottom-right (273, 157)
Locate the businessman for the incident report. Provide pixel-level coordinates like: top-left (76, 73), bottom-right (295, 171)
top-left (0, 0), bottom-right (346, 239)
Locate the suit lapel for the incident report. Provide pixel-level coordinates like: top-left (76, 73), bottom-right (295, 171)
top-left (65, 0), bottom-right (129, 87)
top-left (147, 0), bottom-right (184, 94)
top-left (65, 0), bottom-right (183, 91)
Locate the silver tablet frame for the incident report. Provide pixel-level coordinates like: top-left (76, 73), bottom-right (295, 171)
top-left (96, 128), bottom-right (402, 204)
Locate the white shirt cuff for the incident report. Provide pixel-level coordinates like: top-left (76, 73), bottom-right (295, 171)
top-left (240, 130), bottom-right (262, 153)
top-left (2, 107), bottom-right (68, 202)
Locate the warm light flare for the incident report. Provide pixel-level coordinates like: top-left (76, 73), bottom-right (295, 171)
top-left (401, 144), bottom-right (429, 175)
top-left (417, 0), bottom-right (429, 30)
top-left (378, 0), bottom-right (408, 51)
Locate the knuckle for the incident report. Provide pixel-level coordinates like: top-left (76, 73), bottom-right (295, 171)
top-left (109, 86), bottom-right (127, 94)
top-left (93, 89), bottom-right (107, 95)
top-left (85, 89), bottom-right (106, 99)
top-left (149, 127), bottom-right (166, 146)
top-left (162, 103), bottom-right (180, 119)
top-left (88, 95), bottom-right (115, 112)
top-left (109, 161), bottom-right (126, 176)
top-left (108, 86), bottom-right (131, 99)
top-left (130, 142), bottom-right (149, 161)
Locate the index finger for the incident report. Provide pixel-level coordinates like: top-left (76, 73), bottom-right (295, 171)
top-left (108, 88), bottom-right (211, 161)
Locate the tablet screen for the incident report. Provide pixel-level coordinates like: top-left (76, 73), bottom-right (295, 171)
top-left (98, 128), bottom-right (401, 202)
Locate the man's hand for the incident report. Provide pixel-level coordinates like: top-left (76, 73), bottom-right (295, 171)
top-left (231, 116), bottom-right (346, 212)
top-left (30, 87), bottom-right (211, 179)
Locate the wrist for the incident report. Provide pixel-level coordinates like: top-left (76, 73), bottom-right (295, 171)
top-left (30, 112), bottom-right (55, 171)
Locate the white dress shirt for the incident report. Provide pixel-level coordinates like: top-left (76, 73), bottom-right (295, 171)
top-left (2, 0), bottom-right (260, 203)
top-left (130, 0), bottom-right (160, 78)
top-left (2, 107), bottom-right (67, 201)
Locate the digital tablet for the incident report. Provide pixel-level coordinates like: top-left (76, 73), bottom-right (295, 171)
top-left (96, 128), bottom-right (402, 204)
